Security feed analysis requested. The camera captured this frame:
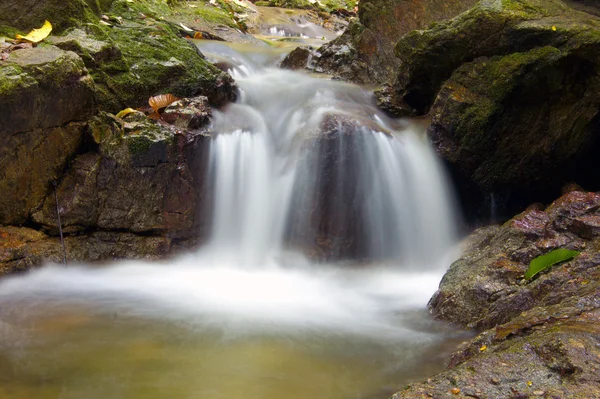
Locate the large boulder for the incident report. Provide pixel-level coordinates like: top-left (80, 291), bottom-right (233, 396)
top-left (376, 0), bottom-right (600, 217)
top-left (311, 0), bottom-right (478, 84)
top-left (429, 190), bottom-right (600, 330)
top-left (0, 0), bottom-right (114, 33)
top-left (31, 110), bottom-right (212, 238)
top-left (392, 189), bottom-right (600, 398)
top-left (0, 46), bottom-right (95, 225)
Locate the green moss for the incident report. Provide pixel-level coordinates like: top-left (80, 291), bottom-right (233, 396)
top-left (0, 0), bottom-right (113, 33)
top-left (126, 135), bottom-right (155, 154)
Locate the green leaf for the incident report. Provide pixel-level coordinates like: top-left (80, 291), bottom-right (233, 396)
top-left (525, 249), bottom-right (580, 280)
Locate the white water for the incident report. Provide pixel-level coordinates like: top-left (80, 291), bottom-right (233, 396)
top-left (0, 37), bottom-right (460, 346)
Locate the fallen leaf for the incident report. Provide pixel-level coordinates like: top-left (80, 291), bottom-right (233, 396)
top-left (552, 26), bottom-right (557, 31)
top-left (194, 31), bottom-right (203, 39)
top-left (527, 381), bottom-right (533, 387)
top-left (16, 20), bottom-right (52, 43)
top-left (148, 93), bottom-right (179, 114)
top-left (451, 388), bottom-right (460, 395)
top-left (479, 345), bottom-right (487, 352)
top-left (115, 108), bottom-right (137, 119)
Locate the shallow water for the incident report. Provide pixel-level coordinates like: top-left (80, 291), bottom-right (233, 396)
top-left (0, 259), bottom-right (467, 399)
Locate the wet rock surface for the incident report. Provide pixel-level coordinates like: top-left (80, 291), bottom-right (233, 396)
top-left (393, 190), bottom-right (600, 398)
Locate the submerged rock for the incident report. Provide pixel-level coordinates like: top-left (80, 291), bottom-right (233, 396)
top-left (392, 189), bottom-right (600, 398)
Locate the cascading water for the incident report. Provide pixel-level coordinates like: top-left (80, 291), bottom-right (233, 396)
top-left (205, 57), bottom-right (456, 265)
top-left (0, 32), bottom-right (465, 399)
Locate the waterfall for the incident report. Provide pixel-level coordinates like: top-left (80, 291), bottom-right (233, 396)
top-left (204, 63), bottom-right (457, 266)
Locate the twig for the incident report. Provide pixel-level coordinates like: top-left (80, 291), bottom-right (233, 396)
top-left (53, 181), bottom-right (68, 267)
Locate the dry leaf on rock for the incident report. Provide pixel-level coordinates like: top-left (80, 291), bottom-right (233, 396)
top-left (16, 20), bottom-right (52, 43)
top-left (149, 94), bottom-right (179, 114)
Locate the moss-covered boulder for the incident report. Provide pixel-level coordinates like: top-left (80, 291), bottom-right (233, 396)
top-left (379, 0), bottom-right (600, 115)
top-left (375, 0), bottom-right (600, 214)
top-left (0, 46), bottom-right (95, 136)
top-left (48, 20), bottom-right (236, 112)
top-left (430, 46), bottom-right (600, 193)
top-left (311, 0), bottom-right (477, 84)
top-left (1, 0), bottom-right (237, 113)
top-left (0, 0), bottom-right (113, 33)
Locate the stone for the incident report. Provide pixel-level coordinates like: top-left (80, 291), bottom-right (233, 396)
top-left (161, 96), bottom-right (212, 130)
top-left (0, 123), bottom-right (87, 225)
top-left (312, 0), bottom-right (478, 84)
top-left (372, 0), bottom-right (600, 215)
top-left (0, 46), bottom-right (95, 136)
top-left (280, 46), bottom-right (312, 70)
top-left (31, 112), bottom-right (212, 238)
top-left (0, 0), bottom-right (113, 33)
top-left (0, 226), bottom-right (172, 276)
top-left (392, 190), bottom-right (600, 399)
top-left (429, 190), bottom-right (600, 330)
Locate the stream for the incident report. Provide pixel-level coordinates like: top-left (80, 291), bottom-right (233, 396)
top-left (0, 13), bottom-right (468, 399)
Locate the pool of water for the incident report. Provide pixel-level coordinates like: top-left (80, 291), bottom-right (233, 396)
top-left (0, 260), bottom-right (467, 399)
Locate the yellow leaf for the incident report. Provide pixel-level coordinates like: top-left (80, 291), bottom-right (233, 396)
top-left (193, 31), bottom-right (203, 39)
top-left (479, 345), bottom-right (487, 352)
top-left (527, 381), bottom-right (533, 387)
top-left (552, 26), bottom-right (557, 31)
top-left (115, 108), bottom-right (137, 119)
top-left (16, 20), bottom-right (53, 43)
top-left (451, 388), bottom-right (461, 395)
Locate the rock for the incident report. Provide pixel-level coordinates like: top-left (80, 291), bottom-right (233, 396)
top-left (393, 308), bottom-right (600, 398)
top-left (429, 190), bottom-right (600, 330)
top-left (31, 112), bottom-right (212, 238)
top-left (392, 190), bottom-right (600, 398)
top-left (0, 123), bottom-right (87, 226)
top-left (56, 22), bottom-right (237, 112)
top-left (0, 0), bottom-right (112, 33)
top-left (280, 46), bottom-right (312, 70)
top-left (428, 46), bottom-right (600, 193)
top-left (374, 0), bottom-right (600, 217)
top-left (0, 46), bottom-right (95, 136)
top-left (0, 226), bottom-right (172, 275)
top-left (287, 113), bottom-right (392, 260)
top-left (312, 0), bottom-right (477, 84)
top-left (161, 96), bottom-right (212, 130)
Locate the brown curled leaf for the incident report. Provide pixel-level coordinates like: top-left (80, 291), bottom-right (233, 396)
top-left (148, 93), bottom-right (179, 114)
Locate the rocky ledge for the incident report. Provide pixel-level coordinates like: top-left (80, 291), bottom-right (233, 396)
top-left (393, 189), bottom-right (600, 398)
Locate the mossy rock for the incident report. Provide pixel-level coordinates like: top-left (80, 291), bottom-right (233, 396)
top-left (50, 19), bottom-right (236, 113)
top-left (384, 0), bottom-right (600, 115)
top-left (375, 0), bottom-right (600, 201)
top-left (0, 0), bottom-right (114, 33)
top-left (312, 0), bottom-right (477, 84)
